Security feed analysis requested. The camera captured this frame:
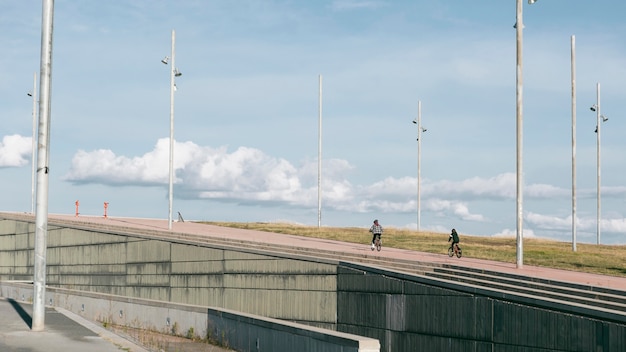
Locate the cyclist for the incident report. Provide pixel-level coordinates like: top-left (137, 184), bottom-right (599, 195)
top-left (369, 219), bottom-right (383, 250)
top-left (448, 228), bottom-right (460, 254)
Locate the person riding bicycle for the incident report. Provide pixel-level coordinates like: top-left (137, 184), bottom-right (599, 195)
top-left (369, 219), bottom-right (383, 250)
top-left (449, 228), bottom-right (460, 253)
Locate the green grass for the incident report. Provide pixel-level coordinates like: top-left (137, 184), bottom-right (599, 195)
top-left (198, 221), bottom-right (626, 278)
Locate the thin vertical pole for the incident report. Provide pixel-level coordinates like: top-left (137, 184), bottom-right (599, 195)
top-left (571, 35), bottom-right (577, 251)
top-left (31, 72), bottom-right (37, 214)
top-left (515, 0), bottom-right (524, 268)
top-left (317, 75), bottom-right (322, 228)
top-left (417, 101), bottom-right (422, 232)
top-left (33, 0), bottom-right (55, 332)
top-left (596, 82), bottom-right (601, 245)
top-left (168, 30), bottom-right (175, 231)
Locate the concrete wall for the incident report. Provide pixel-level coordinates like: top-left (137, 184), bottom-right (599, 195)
top-left (337, 264), bottom-right (626, 352)
top-left (0, 218), bottom-right (338, 329)
top-left (0, 281), bottom-right (379, 352)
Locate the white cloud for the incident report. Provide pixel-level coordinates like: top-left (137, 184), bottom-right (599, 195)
top-left (0, 135), bottom-right (32, 167)
top-left (427, 198), bottom-right (485, 222)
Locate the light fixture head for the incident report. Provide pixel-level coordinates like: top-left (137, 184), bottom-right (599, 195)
top-left (590, 104), bottom-right (597, 112)
top-left (161, 56), bottom-right (169, 65)
top-left (412, 120), bottom-right (417, 124)
top-left (174, 68), bottom-right (182, 77)
top-left (601, 115), bottom-right (608, 122)
top-left (528, 0), bottom-right (538, 4)
top-left (27, 92), bottom-right (33, 97)
top-left (422, 127), bottom-right (427, 132)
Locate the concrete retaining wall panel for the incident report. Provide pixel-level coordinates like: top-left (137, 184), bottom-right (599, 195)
top-left (225, 258), bottom-right (335, 275)
top-left (494, 300), bottom-right (605, 351)
top-left (127, 240), bottom-right (170, 263)
top-left (48, 263), bottom-right (125, 275)
top-left (127, 262), bottom-right (172, 276)
top-left (170, 287), bottom-right (216, 306)
top-left (404, 294), bottom-right (492, 340)
top-left (13, 250), bottom-right (31, 267)
top-left (0, 219), bottom-right (17, 235)
top-left (171, 273), bottom-right (224, 288)
top-left (47, 245), bottom-right (96, 265)
top-left (223, 273), bottom-right (336, 291)
top-left (337, 267), bottom-right (404, 294)
top-left (126, 270), bottom-right (172, 286)
top-left (0, 234), bottom-right (16, 251)
top-left (124, 286), bottom-right (170, 301)
top-left (171, 243), bottom-right (224, 262)
top-left (93, 243), bottom-right (127, 264)
top-left (14, 233), bottom-right (30, 250)
top-left (0, 251), bottom-right (14, 267)
top-left (224, 250), bottom-right (271, 261)
top-left (171, 260), bottom-right (224, 274)
top-left (222, 288), bottom-right (336, 322)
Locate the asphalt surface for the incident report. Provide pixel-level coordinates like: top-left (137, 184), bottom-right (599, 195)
top-left (0, 298), bottom-right (148, 352)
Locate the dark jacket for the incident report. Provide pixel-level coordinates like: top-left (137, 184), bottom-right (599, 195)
top-left (449, 229), bottom-right (459, 243)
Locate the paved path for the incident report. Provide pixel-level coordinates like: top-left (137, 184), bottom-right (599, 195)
top-left (45, 213), bottom-right (626, 291)
top-left (0, 298), bottom-right (148, 352)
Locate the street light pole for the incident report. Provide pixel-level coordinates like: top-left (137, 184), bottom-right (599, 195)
top-left (592, 82), bottom-right (607, 245)
top-left (412, 100), bottom-right (426, 232)
top-left (161, 29), bottom-right (181, 231)
top-left (168, 30), bottom-right (175, 231)
top-left (515, 0), bottom-right (525, 268)
top-left (29, 72), bottom-right (37, 214)
top-left (514, 0), bottom-right (538, 269)
top-left (571, 35), bottom-right (577, 252)
top-left (318, 74), bottom-right (322, 228)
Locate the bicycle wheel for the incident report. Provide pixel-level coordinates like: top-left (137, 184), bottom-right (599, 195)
top-left (456, 247), bottom-right (463, 258)
top-left (448, 246), bottom-right (454, 257)
top-left (376, 239), bottom-right (382, 252)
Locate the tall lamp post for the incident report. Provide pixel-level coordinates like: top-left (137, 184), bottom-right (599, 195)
top-left (318, 74), bottom-right (322, 228)
top-left (162, 29), bottom-right (182, 230)
top-left (27, 72), bottom-right (37, 214)
top-left (412, 100), bottom-right (426, 232)
top-left (514, 0), bottom-right (538, 269)
top-left (590, 82), bottom-right (608, 245)
top-left (571, 35), bottom-right (577, 252)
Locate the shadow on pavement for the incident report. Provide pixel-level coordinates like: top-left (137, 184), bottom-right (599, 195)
top-left (8, 298), bottom-right (32, 329)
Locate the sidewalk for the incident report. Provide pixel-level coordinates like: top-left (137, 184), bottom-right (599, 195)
top-left (0, 298), bottom-right (148, 352)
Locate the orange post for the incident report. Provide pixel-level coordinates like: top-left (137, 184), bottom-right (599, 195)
top-left (103, 202), bottom-right (109, 219)
top-left (75, 200), bottom-right (80, 217)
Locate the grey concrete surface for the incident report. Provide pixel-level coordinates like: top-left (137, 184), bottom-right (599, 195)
top-left (0, 298), bottom-right (149, 352)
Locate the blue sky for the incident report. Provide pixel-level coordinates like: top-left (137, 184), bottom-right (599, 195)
top-left (1, 1), bottom-right (625, 244)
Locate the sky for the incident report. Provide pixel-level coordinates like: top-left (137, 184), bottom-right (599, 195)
top-left (1, 0), bottom-right (625, 245)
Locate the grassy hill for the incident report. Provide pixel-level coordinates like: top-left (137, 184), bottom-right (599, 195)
top-left (200, 221), bottom-right (626, 278)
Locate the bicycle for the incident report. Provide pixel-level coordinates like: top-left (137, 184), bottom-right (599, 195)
top-left (448, 243), bottom-right (462, 258)
top-left (371, 234), bottom-right (382, 252)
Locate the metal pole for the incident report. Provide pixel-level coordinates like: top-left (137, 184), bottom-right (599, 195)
top-left (31, 72), bottom-right (37, 214)
top-left (318, 75), bottom-right (322, 228)
top-left (168, 30), bottom-right (175, 231)
top-left (33, 0), bottom-right (55, 332)
top-left (515, 0), bottom-right (524, 268)
top-left (571, 35), bottom-right (577, 252)
top-left (417, 100), bottom-right (422, 232)
top-left (596, 82), bottom-right (601, 245)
